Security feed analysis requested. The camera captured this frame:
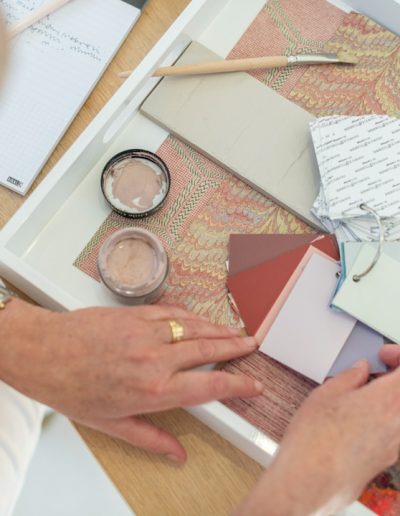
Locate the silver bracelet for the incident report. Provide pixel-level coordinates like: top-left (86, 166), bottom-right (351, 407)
top-left (0, 282), bottom-right (17, 310)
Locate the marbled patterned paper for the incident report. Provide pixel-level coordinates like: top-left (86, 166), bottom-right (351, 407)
top-left (75, 2), bottom-right (400, 512)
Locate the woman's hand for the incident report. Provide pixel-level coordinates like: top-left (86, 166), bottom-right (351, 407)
top-left (235, 350), bottom-right (400, 516)
top-left (0, 299), bottom-right (262, 463)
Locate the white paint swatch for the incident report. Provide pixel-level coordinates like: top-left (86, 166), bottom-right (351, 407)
top-left (260, 253), bottom-right (356, 383)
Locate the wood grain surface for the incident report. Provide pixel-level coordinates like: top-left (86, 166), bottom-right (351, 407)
top-left (0, 1), bottom-right (263, 515)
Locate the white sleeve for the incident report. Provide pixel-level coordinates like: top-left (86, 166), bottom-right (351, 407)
top-left (0, 384), bottom-right (45, 516)
top-left (0, 278), bottom-right (46, 516)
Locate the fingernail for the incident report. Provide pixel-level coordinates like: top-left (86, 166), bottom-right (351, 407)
top-left (229, 326), bottom-right (243, 335)
top-left (254, 380), bottom-right (264, 393)
top-left (166, 454), bottom-right (182, 463)
top-left (229, 327), bottom-right (248, 337)
top-left (239, 327), bottom-right (248, 337)
top-left (352, 359), bottom-right (368, 369)
top-left (244, 336), bottom-right (257, 348)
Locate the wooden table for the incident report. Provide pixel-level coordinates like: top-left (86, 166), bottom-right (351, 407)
top-left (0, 1), bottom-right (263, 515)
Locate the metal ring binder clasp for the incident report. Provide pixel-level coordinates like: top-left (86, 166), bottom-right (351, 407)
top-left (352, 204), bottom-right (384, 283)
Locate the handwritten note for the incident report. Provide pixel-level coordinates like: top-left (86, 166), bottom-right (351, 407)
top-left (0, 0), bottom-right (140, 194)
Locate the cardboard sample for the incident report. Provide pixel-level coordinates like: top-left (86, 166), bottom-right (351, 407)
top-left (141, 42), bottom-right (322, 229)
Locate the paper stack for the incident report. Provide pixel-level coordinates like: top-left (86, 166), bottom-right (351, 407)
top-left (333, 241), bottom-right (400, 344)
top-left (0, 0), bottom-right (140, 194)
top-left (310, 115), bottom-right (400, 242)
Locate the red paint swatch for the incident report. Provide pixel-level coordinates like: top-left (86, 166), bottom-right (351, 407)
top-left (228, 234), bottom-right (318, 276)
top-left (227, 234), bottom-right (339, 336)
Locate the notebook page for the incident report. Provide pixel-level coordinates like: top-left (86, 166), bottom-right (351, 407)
top-left (0, 0), bottom-right (140, 194)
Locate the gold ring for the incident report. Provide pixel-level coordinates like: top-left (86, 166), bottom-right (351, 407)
top-left (169, 320), bottom-right (184, 343)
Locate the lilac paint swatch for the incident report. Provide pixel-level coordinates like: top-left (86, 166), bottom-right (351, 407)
top-left (328, 323), bottom-right (386, 376)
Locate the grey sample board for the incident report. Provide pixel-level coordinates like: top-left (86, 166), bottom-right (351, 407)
top-left (141, 42), bottom-right (322, 229)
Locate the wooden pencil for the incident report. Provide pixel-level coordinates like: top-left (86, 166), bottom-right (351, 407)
top-left (118, 52), bottom-right (357, 79)
top-left (9, 0), bottom-right (72, 39)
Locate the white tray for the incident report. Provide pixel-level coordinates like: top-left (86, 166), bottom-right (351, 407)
top-left (0, 1), bottom-right (375, 513)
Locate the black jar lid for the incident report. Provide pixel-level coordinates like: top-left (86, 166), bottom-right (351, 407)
top-left (101, 149), bottom-right (171, 218)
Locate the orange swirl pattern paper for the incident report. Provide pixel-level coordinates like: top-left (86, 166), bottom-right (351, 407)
top-left (75, 2), bottom-right (400, 513)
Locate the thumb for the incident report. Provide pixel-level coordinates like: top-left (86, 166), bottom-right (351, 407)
top-left (317, 360), bottom-right (370, 398)
top-left (80, 415), bottom-right (187, 464)
top-left (379, 344), bottom-right (400, 370)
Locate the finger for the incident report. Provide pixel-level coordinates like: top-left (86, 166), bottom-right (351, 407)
top-left (167, 336), bottom-right (258, 371)
top-left (82, 416), bottom-right (186, 464)
top-left (132, 305), bottom-right (208, 322)
top-left (316, 360), bottom-right (370, 398)
top-left (162, 371), bottom-right (264, 408)
top-left (379, 345), bottom-right (400, 369)
top-left (179, 319), bottom-right (243, 339)
top-left (150, 318), bottom-right (243, 345)
top-left (361, 366), bottom-right (400, 414)
top-left (133, 306), bottom-right (242, 339)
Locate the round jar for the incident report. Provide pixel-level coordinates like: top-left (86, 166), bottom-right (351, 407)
top-left (101, 149), bottom-right (170, 218)
top-left (97, 228), bottom-right (168, 304)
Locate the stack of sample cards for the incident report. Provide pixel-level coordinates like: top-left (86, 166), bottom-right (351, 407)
top-left (332, 241), bottom-right (400, 344)
top-left (227, 234), bottom-right (386, 383)
top-left (310, 116), bottom-right (400, 242)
